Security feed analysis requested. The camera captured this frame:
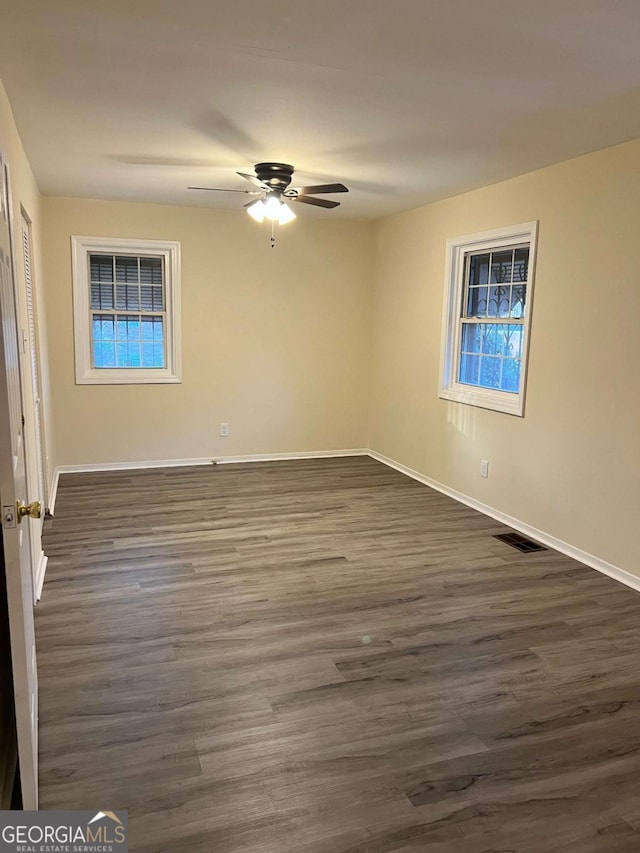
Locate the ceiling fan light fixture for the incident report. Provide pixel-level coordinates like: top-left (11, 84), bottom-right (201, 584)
top-left (277, 202), bottom-right (296, 225)
top-left (193, 164), bottom-right (347, 243)
top-left (246, 199), bottom-right (266, 223)
top-left (263, 193), bottom-right (282, 221)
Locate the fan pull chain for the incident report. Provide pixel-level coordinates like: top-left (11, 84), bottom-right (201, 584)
top-left (270, 219), bottom-right (276, 249)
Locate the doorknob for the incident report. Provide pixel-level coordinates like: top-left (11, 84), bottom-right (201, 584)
top-left (16, 500), bottom-right (41, 522)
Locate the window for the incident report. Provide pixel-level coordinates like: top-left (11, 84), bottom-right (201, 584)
top-left (439, 221), bottom-right (538, 416)
top-left (71, 236), bottom-right (181, 384)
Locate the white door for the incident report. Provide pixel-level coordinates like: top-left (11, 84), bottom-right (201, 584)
top-left (0, 153), bottom-right (38, 808)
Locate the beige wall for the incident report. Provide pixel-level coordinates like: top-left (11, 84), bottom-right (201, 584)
top-left (0, 80), bottom-right (55, 582)
top-left (42, 197), bottom-right (373, 466)
top-left (370, 138), bottom-right (640, 576)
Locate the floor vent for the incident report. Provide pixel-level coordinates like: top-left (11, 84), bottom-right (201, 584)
top-left (493, 532), bottom-right (548, 553)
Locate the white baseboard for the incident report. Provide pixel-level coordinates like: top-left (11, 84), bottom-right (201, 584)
top-left (55, 456), bottom-right (214, 475)
top-left (368, 449), bottom-right (640, 595)
top-left (35, 551), bottom-right (47, 601)
top-left (47, 467), bottom-right (60, 516)
top-left (53, 448), bottom-right (369, 476)
top-left (215, 449), bottom-right (369, 465)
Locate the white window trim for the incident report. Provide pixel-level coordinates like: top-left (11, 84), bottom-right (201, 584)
top-left (71, 235), bottom-right (182, 385)
top-left (439, 221), bottom-right (538, 417)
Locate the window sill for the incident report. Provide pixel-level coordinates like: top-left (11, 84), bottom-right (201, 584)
top-left (439, 383), bottom-right (524, 416)
top-left (76, 368), bottom-right (181, 385)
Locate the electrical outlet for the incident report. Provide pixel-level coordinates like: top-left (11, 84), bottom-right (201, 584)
top-left (480, 459), bottom-right (489, 479)
top-left (220, 423), bottom-right (229, 437)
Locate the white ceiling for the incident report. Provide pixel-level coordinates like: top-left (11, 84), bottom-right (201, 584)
top-left (1, 0), bottom-right (640, 218)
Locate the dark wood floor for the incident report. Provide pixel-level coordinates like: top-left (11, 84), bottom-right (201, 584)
top-left (37, 456), bottom-right (640, 852)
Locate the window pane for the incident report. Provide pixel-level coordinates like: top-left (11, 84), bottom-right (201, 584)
top-left (141, 318), bottom-right (155, 340)
top-left (91, 281), bottom-right (114, 309)
top-left (93, 341), bottom-right (116, 368)
top-left (461, 323), bottom-right (480, 354)
top-left (487, 285), bottom-right (511, 317)
top-left (153, 343), bottom-right (165, 368)
top-left (93, 315), bottom-right (115, 342)
top-left (501, 326), bottom-right (523, 358)
top-left (125, 342), bottom-right (141, 368)
top-left (125, 318), bottom-right (165, 367)
top-left (116, 283), bottom-right (140, 310)
top-left (115, 315), bottom-right (141, 342)
top-left (140, 286), bottom-right (152, 311)
top-left (467, 286), bottom-right (488, 317)
top-left (116, 317), bottom-right (127, 341)
top-left (115, 256), bottom-right (139, 282)
top-left (501, 358), bottom-right (521, 392)
top-left (480, 355), bottom-right (501, 389)
top-left (481, 324), bottom-right (500, 355)
top-left (514, 247), bottom-right (529, 282)
top-left (140, 257), bottom-right (163, 284)
top-left (141, 342), bottom-right (155, 367)
top-left (140, 285), bottom-right (164, 312)
top-left (510, 284), bottom-right (526, 318)
top-left (125, 318), bottom-right (140, 341)
top-left (89, 255), bottom-right (113, 282)
top-left (100, 319), bottom-right (115, 341)
top-left (490, 250), bottom-right (513, 284)
top-left (469, 254), bottom-right (489, 285)
top-left (459, 353), bottom-right (480, 385)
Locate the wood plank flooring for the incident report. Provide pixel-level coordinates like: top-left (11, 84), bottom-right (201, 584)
top-left (37, 456), bottom-right (640, 852)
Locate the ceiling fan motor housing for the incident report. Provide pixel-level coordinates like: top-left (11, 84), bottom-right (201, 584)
top-left (254, 162), bottom-right (295, 190)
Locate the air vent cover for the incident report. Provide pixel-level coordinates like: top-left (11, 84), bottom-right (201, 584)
top-left (493, 532), bottom-right (547, 553)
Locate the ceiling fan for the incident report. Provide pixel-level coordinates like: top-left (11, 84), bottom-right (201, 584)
top-left (189, 163), bottom-right (348, 241)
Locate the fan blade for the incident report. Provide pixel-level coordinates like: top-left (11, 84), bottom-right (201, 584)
top-left (188, 186), bottom-right (258, 194)
top-left (237, 172), bottom-right (270, 191)
top-left (291, 183), bottom-right (349, 196)
top-left (293, 196), bottom-right (340, 209)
